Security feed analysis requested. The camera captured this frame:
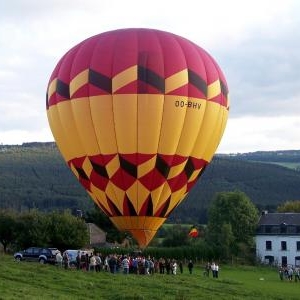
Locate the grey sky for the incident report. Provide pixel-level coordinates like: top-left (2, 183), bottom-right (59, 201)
top-left (0, 0), bottom-right (299, 153)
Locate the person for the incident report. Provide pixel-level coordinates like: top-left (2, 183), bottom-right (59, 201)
top-left (188, 260), bottom-right (193, 274)
top-left (159, 258), bottom-right (165, 274)
top-left (89, 254), bottom-right (96, 271)
top-left (95, 253), bottom-right (102, 272)
top-left (278, 266), bottom-right (284, 281)
top-left (215, 263), bottom-right (219, 278)
top-left (288, 266), bottom-right (293, 281)
top-left (179, 261), bottom-right (183, 274)
top-left (149, 258), bottom-right (155, 275)
top-left (63, 251), bottom-right (69, 269)
top-left (122, 255), bottom-right (130, 274)
top-left (76, 251), bottom-right (81, 270)
top-left (108, 254), bottom-right (117, 274)
top-left (55, 251), bottom-right (63, 267)
top-left (204, 262), bottom-right (211, 277)
top-left (294, 267), bottom-right (300, 282)
top-left (172, 260), bottom-right (177, 275)
top-left (85, 253), bottom-right (90, 271)
top-left (211, 262), bottom-right (216, 278)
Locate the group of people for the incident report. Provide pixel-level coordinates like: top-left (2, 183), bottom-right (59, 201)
top-left (279, 265), bottom-right (300, 282)
top-left (55, 250), bottom-right (220, 278)
top-left (203, 262), bottom-right (219, 278)
top-left (55, 251), bottom-right (197, 275)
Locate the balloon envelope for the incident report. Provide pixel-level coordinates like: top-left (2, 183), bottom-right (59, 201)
top-left (46, 28), bottom-right (229, 248)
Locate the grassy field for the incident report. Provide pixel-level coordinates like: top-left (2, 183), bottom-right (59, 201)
top-left (0, 254), bottom-right (299, 300)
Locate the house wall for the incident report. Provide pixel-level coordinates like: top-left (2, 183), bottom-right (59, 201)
top-left (256, 235), bottom-right (300, 266)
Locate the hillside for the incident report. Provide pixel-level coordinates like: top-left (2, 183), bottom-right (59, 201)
top-left (0, 143), bottom-right (299, 223)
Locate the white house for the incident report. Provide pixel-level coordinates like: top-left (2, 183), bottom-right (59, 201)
top-left (256, 212), bottom-right (300, 267)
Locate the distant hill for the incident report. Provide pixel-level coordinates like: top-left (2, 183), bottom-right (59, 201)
top-left (0, 142), bottom-right (299, 223)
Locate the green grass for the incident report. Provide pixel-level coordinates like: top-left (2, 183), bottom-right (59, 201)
top-left (0, 254), bottom-right (299, 300)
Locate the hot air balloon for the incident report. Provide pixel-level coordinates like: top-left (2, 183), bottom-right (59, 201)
top-left (188, 227), bottom-right (199, 238)
top-left (46, 28), bottom-right (229, 248)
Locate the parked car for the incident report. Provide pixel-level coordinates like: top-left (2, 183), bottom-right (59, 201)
top-left (14, 247), bottom-right (60, 264)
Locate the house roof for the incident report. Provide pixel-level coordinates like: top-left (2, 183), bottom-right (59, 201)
top-left (258, 213), bottom-right (300, 226)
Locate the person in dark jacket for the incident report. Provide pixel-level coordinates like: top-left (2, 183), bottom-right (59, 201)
top-left (188, 260), bottom-right (193, 274)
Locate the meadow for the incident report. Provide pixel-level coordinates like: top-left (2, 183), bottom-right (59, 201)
top-left (0, 254), bottom-right (299, 300)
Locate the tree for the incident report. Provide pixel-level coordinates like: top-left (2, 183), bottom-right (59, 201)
top-left (206, 191), bottom-right (259, 259)
top-left (15, 210), bottom-right (49, 248)
top-left (14, 210), bottom-right (88, 251)
top-left (47, 210), bottom-right (88, 250)
top-left (277, 200), bottom-right (300, 212)
top-left (161, 224), bottom-right (190, 247)
top-left (0, 210), bottom-right (17, 253)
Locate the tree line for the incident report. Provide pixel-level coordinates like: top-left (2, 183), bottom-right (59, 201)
top-left (0, 144), bottom-right (299, 224)
top-left (1, 191), bottom-right (263, 263)
top-left (0, 210), bottom-right (88, 253)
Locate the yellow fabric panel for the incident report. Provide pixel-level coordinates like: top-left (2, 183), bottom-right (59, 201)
top-left (166, 186), bottom-right (187, 215)
top-left (69, 70), bottom-right (89, 97)
top-left (110, 216), bottom-right (165, 231)
top-left (137, 94), bottom-right (164, 154)
top-left (112, 65), bottom-right (137, 93)
top-left (113, 95), bottom-right (137, 153)
top-left (165, 69), bottom-right (188, 94)
top-left (187, 169), bottom-right (202, 183)
top-left (129, 229), bottom-right (155, 248)
top-left (89, 95), bottom-right (117, 155)
top-left (82, 157), bottom-right (93, 178)
top-left (143, 216), bottom-right (166, 230)
top-left (125, 181), bottom-right (138, 212)
top-left (138, 155), bottom-right (156, 178)
top-left (47, 104), bottom-right (82, 161)
top-left (158, 96), bottom-right (186, 154)
top-left (203, 106), bottom-right (229, 160)
top-left (167, 160), bottom-right (188, 179)
top-left (137, 182), bottom-right (151, 212)
top-left (129, 217), bottom-right (140, 229)
top-left (152, 184), bottom-right (171, 212)
top-left (47, 79), bottom-right (57, 98)
top-left (191, 101), bottom-right (221, 161)
top-left (90, 184), bottom-right (111, 214)
top-left (151, 185), bottom-right (165, 212)
top-left (105, 155), bottom-right (120, 178)
top-left (105, 182), bottom-right (125, 213)
top-left (110, 217), bottom-right (167, 247)
top-left (207, 80), bottom-right (221, 100)
top-left (110, 216), bottom-right (128, 231)
top-left (47, 108), bottom-right (68, 161)
top-left (71, 97), bottom-right (99, 156)
top-left (175, 98), bottom-right (207, 156)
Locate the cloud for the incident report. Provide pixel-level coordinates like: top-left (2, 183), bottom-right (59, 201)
top-left (0, 0), bottom-right (299, 152)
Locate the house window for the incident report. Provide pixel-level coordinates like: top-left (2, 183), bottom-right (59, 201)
top-left (281, 241), bottom-right (287, 251)
top-left (297, 241), bottom-right (300, 251)
top-left (266, 240), bottom-right (272, 250)
top-left (282, 256), bottom-right (287, 267)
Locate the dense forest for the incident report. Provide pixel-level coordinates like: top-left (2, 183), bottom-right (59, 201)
top-left (0, 142), bottom-right (299, 223)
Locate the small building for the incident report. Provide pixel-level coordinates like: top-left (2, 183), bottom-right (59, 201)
top-left (256, 212), bottom-right (300, 267)
top-left (86, 223), bottom-right (107, 247)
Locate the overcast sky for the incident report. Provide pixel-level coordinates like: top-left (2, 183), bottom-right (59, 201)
top-left (0, 0), bottom-right (299, 153)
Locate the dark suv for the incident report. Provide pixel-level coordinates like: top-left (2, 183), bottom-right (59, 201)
top-left (14, 247), bottom-right (60, 264)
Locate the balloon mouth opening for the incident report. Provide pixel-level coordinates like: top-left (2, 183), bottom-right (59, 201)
top-left (110, 216), bottom-right (166, 248)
